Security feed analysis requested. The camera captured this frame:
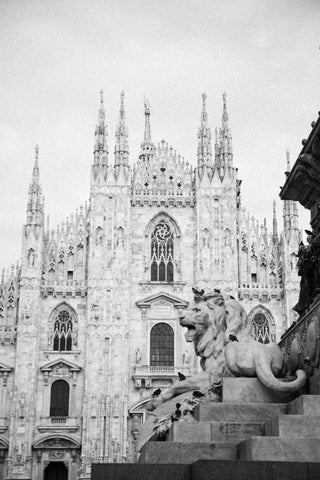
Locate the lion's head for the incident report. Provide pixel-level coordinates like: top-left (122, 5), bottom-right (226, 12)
top-left (179, 291), bottom-right (253, 364)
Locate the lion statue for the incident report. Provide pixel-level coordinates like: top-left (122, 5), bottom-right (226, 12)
top-left (147, 290), bottom-right (253, 411)
top-left (137, 290), bottom-right (307, 453)
top-left (225, 340), bottom-right (306, 392)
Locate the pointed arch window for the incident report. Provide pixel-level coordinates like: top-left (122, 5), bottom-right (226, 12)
top-left (150, 322), bottom-right (174, 366)
top-left (151, 223), bottom-right (174, 282)
top-left (53, 309), bottom-right (73, 351)
top-left (252, 313), bottom-right (270, 344)
top-left (50, 380), bottom-right (69, 417)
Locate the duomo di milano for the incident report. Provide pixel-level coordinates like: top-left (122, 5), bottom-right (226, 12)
top-left (0, 90), bottom-right (302, 479)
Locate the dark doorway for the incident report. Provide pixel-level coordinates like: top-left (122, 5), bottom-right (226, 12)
top-left (44, 461), bottom-right (68, 480)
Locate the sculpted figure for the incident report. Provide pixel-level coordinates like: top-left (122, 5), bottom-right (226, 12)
top-left (225, 339), bottom-right (306, 392)
top-left (294, 231), bottom-right (320, 316)
top-left (137, 290), bottom-right (253, 452)
top-left (147, 290), bottom-right (253, 411)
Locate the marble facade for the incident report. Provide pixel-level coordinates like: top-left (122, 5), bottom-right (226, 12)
top-left (0, 91), bottom-right (301, 479)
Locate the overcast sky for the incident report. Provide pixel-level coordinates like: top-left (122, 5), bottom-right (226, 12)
top-left (0, 0), bottom-right (319, 268)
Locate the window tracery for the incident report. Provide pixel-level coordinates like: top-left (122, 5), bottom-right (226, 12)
top-left (151, 222), bottom-right (174, 282)
top-left (53, 309), bottom-right (73, 351)
top-left (252, 313), bottom-right (270, 344)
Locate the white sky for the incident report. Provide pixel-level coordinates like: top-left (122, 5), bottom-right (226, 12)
top-left (0, 0), bottom-right (319, 267)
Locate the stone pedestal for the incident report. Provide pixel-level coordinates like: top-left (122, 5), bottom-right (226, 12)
top-left (222, 377), bottom-right (303, 404)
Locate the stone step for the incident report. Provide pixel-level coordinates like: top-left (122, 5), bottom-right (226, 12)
top-left (222, 377), bottom-right (301, 404)
top-left (287, 395), bottom-right (320, 415)
top-left (266, 415), bottom-right (320, 438)
top-left (139, 441), bottom-right (237, 464)
top-left (194, 402), bottom-right (287, 422)
top-left (92, 460), bottom-right (320, 480)
top-left (238, 436), bottom-right (320, 462)
top-left (169, 420), bottom-right (265, 443)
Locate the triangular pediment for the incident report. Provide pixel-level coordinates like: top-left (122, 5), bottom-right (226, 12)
top-left (40, 358), bottom-right (81, 372)
top-left (0, 362), bottom-right (12, 372)
top-left (136, 291), bottom-right (188, 309)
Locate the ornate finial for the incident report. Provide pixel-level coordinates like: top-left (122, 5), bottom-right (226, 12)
top-left (202, 92), bottom-right (207, 104)
top-left (273, 200), bottom-right (278, 239)
top-left (221, 92), bottom-right (229, 129)
top-left (33, 144), bottom-right (40, 180)
top-left (223, 92), bottom-right (227, 106)
top-left (120, 90), bottom-right (125, 119)
top-left (100, 89), bottom-right (104, 105)
top-left (144, 97), bottom-right (151, 115)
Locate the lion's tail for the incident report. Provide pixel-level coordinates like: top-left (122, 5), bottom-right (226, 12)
top-left (255, 358), bottom-right (306, 393)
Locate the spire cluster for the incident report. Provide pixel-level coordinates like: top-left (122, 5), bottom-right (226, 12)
top-left (197, 93), bottom-right (233, 182)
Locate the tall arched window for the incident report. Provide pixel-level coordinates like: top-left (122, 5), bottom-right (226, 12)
top-left (150, 323), bottom-right (174, 366)
top-left (53, 309), bottom-right (73, 351)
top-left (50, 380), bottom-right (69, 417)
top-left (252, 313), bottom-right (270, 344)
top-left (151, 223), bottom-right (174, 282)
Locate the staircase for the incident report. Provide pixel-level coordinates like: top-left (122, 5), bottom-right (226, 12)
top-left (139, 377), bottom-right (320, 465)
top-left (92, 378), bottom-right (320, 479)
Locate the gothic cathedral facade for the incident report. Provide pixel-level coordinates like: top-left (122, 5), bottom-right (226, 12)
top-left (0, 91), bottom-right (301, 479)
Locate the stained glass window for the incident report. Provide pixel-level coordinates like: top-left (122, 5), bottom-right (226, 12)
top-left (151, 223), bottom-right (174, 282)
top-left (150, 323), bottom-right (174, 366)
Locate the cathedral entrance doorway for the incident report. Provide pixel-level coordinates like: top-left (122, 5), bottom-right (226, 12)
top-left (44, 461), bottom-right (68, 480)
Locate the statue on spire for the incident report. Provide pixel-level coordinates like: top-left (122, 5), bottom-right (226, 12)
top-left (286, 149), bottom-right (291, 173)
top-left (139, 97), bottom-right (154, 161)
top-left (114, 90), bottom-right (129, 173)
top-left (93, 88), bottom-right (108, 162)
top-left (197, 92), bottom-right (212, 174)
top-left (144, 97), bottom-right (151, 115)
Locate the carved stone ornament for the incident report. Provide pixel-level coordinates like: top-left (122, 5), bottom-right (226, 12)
top-left (35, 438), bottom-right (77, 449)
top-left (49, 450), bottom-right (65, 459)
top-left (40, 358), bottom-right (81, 386)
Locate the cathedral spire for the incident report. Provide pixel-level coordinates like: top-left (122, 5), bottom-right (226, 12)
top-left (273, 200), bottom-right (278, 242)
top-left (283, 150), bottom-right (299, 238)
top-left (26, 145), bottom-right (44, 227)
top-left (197, 92), bottom-right (212, 176)
top-left (216, 92), bottom-right (233, 179)
top-left (114, 90), bottom-right (129, 174)
top-left (286, 148), bottom-right (291, 174)
top-left (33, 144), bottom-right (40, 183)
top-left (201, 92), bottom-right (208, 126)
top-left (139, 98), bottom-right (154, 161)
top-left (219, 92), bottom-right (232, 156)
top-left (222, 92), bottom-right (229, 129)
top-left (94, 89), bottom-right (108, 165)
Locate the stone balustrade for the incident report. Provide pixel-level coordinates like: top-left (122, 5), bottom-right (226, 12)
top-left (38, 416), bottom-right (80, 432)
top-left (132, 365), bottom-right (191, 389)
